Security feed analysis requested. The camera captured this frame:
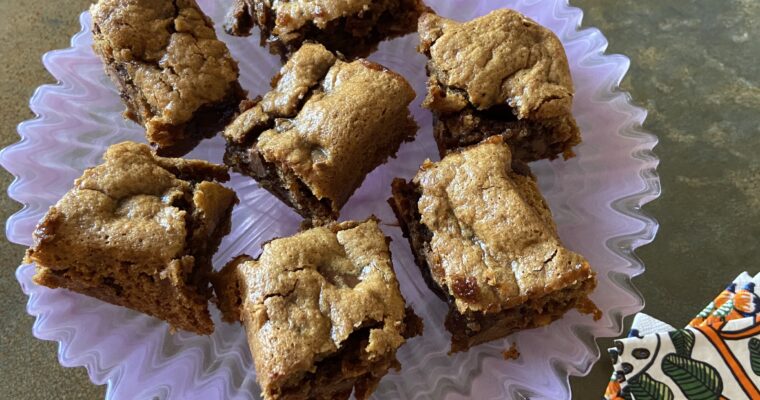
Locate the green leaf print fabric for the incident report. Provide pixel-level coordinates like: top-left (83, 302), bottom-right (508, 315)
top-left (661, 354), bottom-right (722, 400)
top-left (604, 272), bottom-right (760, 400)
top-left (749, 338), bottom-right (760, 376)
top-left (668, 329), bottom-right (695, 358)
top-left (627, 373), bottom-right (674, 400)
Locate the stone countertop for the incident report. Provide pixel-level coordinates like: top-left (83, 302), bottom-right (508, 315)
top-left (0, 1), bottom-right (758, 399)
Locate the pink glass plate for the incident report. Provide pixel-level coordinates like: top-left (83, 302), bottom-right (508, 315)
top-left (1, 0), bottom-right (660, 398)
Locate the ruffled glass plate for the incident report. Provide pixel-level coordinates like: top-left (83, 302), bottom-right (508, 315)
top-left (0, 0), bottom-right (660, 398)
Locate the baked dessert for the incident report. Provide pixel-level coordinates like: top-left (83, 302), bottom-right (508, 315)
top-left (213, 218), bottom-right (422, 400)
top-left (225, 0), bottom-right (429, 59)
top-left (25, 142), bottom-right (238, 335)
top-left (388, 138), bottom-right (597, 352)
top-left (223, 43), bottom-right (417, 223)
top-left (91, 0), bottom-right (246, 156)
top-left (418, 10), bottom-right (582, 161)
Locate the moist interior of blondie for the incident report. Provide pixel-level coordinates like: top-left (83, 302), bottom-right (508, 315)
top-left (445, 278), bottom-right (596, 352)
top-left (432, 105), bottom-right (581, 161)
top-left (224, 139), bottom-right (334, 222)
top-left (222, 96), bottom-right (335, 222)
top-left (273, 319), bottom-right (422, 400)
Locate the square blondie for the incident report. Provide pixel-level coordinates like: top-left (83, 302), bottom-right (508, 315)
top-left (213, 218), bottom-right (422, 400)
top-left (91, 0), bottom-right (246, 156)
top-left (418, 10), bottom-right (581, 161)
top-left (389, 138), bottom-right (597, 352)
top-left (26, 142), bottom-right (238, 335)
top-left (223, 43), bottom-right (417, 223)
top-left (225, 0), bottom-right (428, 59)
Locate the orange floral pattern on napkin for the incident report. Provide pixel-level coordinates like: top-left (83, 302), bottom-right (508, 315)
top-left (605, 280), bottom-right (760, 399)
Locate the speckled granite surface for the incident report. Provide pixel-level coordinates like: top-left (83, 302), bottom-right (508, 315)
top-left (570, 1), bottom-right (760, 397)
top-left (1, 1), bottom-right (758, 399)
top-left (0, 2), bottom-right (104, 399)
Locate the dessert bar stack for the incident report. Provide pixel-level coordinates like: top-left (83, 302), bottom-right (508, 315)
top-left (25, 0), bottom-right (600, 398)
top-left (387, 10), bottom-right (599, 354)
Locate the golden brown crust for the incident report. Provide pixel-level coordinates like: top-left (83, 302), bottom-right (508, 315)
top-left (26, 142), bottom-right (237, 335)
top-left (411, 140), bottom-right (594, 314)
top-left (223, 43), bottom-right (418, 221)
top-left (260, 45), bottom-right (338, 117)
top-left (91, 0), bottom-right (243, 153)
top-left (225, 0), bottom-right (428, 59)
top-left (256, 56), bottom-right (417, 210)
top-left (273, 0), bottom-right (390, 32)
top-left (418, 10), bottom-right (574, 120)
top-left (389, 138), bottom-right (597, 351)
top-left (212, 219), bottom-right (420, 399)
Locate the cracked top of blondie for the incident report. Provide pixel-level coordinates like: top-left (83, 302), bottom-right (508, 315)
top-left (214, 219), bottom-right (411, 391)
top-left (90, 0), bottom-right (239, 127)
top-left (418, 9), bottom-right (574, 120)
top-left (26, 141), bottom-right (232, 275)
top-left (224, 43), bottom-right (417, 213)
top-left (412, 139), bottom-right (593, 314)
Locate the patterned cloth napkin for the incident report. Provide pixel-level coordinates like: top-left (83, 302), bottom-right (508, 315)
top-left (605, 272), bottom-right (760, 399)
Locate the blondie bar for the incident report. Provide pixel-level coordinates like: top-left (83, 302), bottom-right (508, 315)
top-left (418, 10), bottom-right (581, 161)
top-left (213, 218), bottom-right (422, 399)
top-left (223, 43), bottom-right (417, 223)
top-left (26, 142), bottom-right (237, 334)
top-left (389, 138), bottom-right (597, 352)
top-left (91, 0), bottom-right (246, 156)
